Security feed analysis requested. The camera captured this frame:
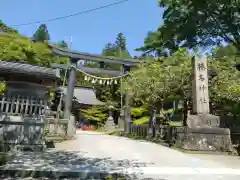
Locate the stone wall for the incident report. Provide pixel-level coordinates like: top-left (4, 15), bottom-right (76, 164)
top-left (45, 116), bottom-right (76, 138)
top-left (0, 114), bottom-right (45, 151)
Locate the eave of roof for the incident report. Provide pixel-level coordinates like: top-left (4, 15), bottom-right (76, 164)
top-left (0, 60), bottom-right (60, 80)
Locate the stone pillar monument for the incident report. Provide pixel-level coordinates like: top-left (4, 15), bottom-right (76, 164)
top-left (175, 56), bottom-right (233, 152)
top-left (192, 56), bottom-right (210, 114)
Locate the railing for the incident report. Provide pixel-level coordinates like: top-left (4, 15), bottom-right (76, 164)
top-left (0, 95), bottom-right (47, 116)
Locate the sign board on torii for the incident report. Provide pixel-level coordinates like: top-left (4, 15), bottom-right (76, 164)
top-left (48, 44), bottom-right (140, 119)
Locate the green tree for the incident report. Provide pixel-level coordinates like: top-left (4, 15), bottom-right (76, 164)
top-left (115, 32), bottom-right (131, 58)
top-left (136, 30), bottom-right (175, 56)
top-left (56, 40), bottom-right (68, 49)
top-left (124, 48), bottom-right (240, 121)
top-left (138, 0), bottom-right (240, 55)
top-left (212, 44), bottom-right (239, 59)
top-left (102, 33), bottom-right (131, 59)
top-left (124, 49), bottom-right (192, 105)
top-left (0, 33), bottom-right (66, 66)
top-left (102, 43), bottom-right (116, 57)
top-left (209, 55), bottom-right (240, 115)
top-left (33, 24), bottom-right (50, 42)
top-left (158, 0), bottom-right (240, 51)
top-left (115, 33), bottom-right (127, 51)
top-left (0, 20), bottom-right (18, 34)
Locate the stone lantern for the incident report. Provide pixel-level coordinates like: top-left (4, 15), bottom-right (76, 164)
top-left (104, 105), bottom-right (115, 130)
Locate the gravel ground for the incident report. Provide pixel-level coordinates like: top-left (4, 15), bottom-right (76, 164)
top-left (2, 130), bottom-right (240, 180)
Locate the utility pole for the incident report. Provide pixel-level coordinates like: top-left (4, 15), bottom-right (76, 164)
top-left (69, 36), bottom-right (72, 49)
top-left (57, 36), bottom-right (73, 119)
top-left (120, 48), bottom-right (123, 109)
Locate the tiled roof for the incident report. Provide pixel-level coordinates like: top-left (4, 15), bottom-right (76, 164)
top-left (60, 86), bottom-right (104, 105)
top-left (0, 61), bottom-right (60, 79)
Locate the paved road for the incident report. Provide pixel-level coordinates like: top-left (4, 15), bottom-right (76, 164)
top-left (3, 130), bottom-right (240, 179)
top-left (53, 130), bottom-right (240, 179)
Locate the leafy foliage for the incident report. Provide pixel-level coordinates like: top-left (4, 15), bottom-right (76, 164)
top-left (131, 105), bottom-right (149, 124)
top-left (102, 32), bottom-right (131, 61)
top-left (131, 106), bottom-right (148, 117)
top-left (80, 106), bottom-right (107, 123)
top-left (136, 30), bottom-right (176, 56)
top-left (138, 0), bottom-right (240, 55)
top-left (212, 44), bottom-right (239, 59)
top-left (115, 33), bottom-right (127, 51)
top-left (33, 24), bottom-right (50, 42)
top-left (124, 49), bottom-right (192, 104)
top-left (209, 55), bottom-right (240, 114)
top-left (125, 47), bottom-right (240, 117)
top-left (0, 20), bottom-right (18, 34)
top-left (0, 31), bottom-right (66, 66)
top-left (54, 40), bottom-right (68, 49)
top-left (0, 80), bottom-right (6, 94)
top-left (133, 116), bottom-right (150, 124)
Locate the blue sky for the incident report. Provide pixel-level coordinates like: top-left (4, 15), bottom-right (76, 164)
top-left (1, 0), bottom-right (163, 56)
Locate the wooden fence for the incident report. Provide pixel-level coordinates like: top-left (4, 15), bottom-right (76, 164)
top-left (129, 123), bottom-right (181, 142)
top-left (129, 123), bottom-right (240, 146)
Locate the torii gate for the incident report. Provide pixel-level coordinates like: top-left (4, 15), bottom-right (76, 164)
top-left (48, 44), bottom-right (140, 133)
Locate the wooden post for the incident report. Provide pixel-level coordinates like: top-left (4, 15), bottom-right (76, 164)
top-left (16, 96), bottom-right (20, 114)
top-left (147, 108), bottom-right (155, 138)
top-left (123, 64), bottom-right (132, 134)
top-left (64, 61), bottom-right (77, 119)
top-left (5, 96), bottom-right (10, 113)
top-left (1, 95), bottom-right (5, 112)
top-left (29, 97), bottom-right (33, 115)
top-left (124, 92), bottom-right (132, 134)
top-left (25, 97), bottom-right (29, 115)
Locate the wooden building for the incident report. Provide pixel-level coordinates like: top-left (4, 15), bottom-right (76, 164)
top-left (0, 60), bottom-right (60, 151)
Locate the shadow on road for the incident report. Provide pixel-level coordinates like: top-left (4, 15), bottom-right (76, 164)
top-left (0, 150), bottom-right (161, 179)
